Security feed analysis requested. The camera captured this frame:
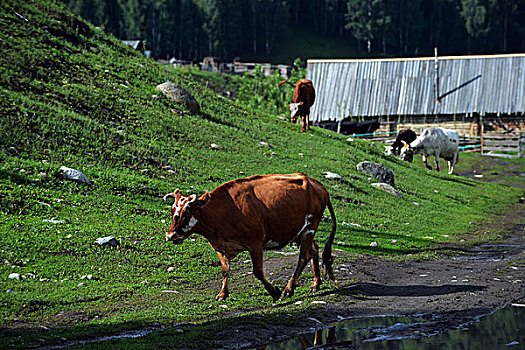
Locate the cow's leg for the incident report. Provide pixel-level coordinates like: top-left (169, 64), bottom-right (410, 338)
top-left (448, 152), bottom-right (458, 174)
top-left (300, 115), bottom-right (307, 132)
top-left (422, 154), bottom-right (432, 170)
top-left (305, 113), bottom-right (310, 130)
top-left (216, 252), bottom-right (230, 301)
top-left (434, 153), bottom-right (440, 172)
top-left (249, 248), bottom-right (281, 301)
top-left (283, 232), bottom-right (314, 298)
top-left (310, 241), bottom-right (321, 292)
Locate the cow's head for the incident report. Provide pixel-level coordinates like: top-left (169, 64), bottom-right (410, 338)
top-left (163, 189), bottom-right (210, 244)
top-left (399, 141), bottom-right (414, 162)
top-left (289, 102), bottom-right (303, 123)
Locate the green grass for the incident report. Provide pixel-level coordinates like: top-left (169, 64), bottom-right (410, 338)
top-left (0, 0), bottom-right (523, 348)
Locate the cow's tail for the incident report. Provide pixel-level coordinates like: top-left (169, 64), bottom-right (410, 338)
top-left (322, 197), bottom-right (337, 284)
top-left (278, 80), bottom-right (295, 88)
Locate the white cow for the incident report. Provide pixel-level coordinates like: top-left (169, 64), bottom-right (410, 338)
top-left (400, 127), bottom-right (460, 174)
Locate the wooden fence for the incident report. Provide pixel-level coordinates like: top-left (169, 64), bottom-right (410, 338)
top-left (481, 132), bottom-right (525, 158)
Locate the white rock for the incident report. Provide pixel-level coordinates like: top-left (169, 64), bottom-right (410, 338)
top-left (43, 218), bottom-right (65, 224)
top-left (8, 273), bottom-right (21, 280)
top-left (370, 241), bottom-right (379, 247)
top-left (323, 171), bottom-right (343, 180)
top-left (96, 236), bottom-right (119, 247)
top-left (371, 183), bottom-right (402, 197)
top-left (60, 166), bottom-right (92, 185)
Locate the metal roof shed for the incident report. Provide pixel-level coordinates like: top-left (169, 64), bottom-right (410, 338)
top-left (306, 54), bottom-right (525, 123)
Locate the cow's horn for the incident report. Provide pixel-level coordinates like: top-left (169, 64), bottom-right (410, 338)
top-left (163, 193), bottom-right (175, 201)
top-left (188, 194), bottom-right (197, 202)
top-left (163, 189), bottom-right (181, 201)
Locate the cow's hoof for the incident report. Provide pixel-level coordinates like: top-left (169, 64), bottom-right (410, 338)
top-left (310, 286), bottom-right (319, 293)
top-left (271, 289), bottom-right (282, 302)
top-left (283, 288), bottom-right (294, 298)
top-left (216, 292), bottom-right (228, 301)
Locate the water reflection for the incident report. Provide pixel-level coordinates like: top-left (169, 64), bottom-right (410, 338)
top-left (261, 306), bottom-right (523, 349)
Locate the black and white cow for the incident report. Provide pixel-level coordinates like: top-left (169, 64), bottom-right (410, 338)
top-left (400, 127), bottom-right (459, 174)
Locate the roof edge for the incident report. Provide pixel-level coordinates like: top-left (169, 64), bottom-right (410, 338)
top-left (307, 53), bottom-right (525, 64)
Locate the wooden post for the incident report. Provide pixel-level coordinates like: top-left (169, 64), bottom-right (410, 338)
top-left (480, 115), bottom-right (484, 154)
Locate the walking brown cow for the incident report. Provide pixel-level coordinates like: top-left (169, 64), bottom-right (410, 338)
top-left (163, 173), bottom-right (337, 301)
top-left (279, 79), bottom-right (316, 132)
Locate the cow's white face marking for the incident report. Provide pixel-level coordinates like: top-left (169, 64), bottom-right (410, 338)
top-left (289, 103), bottom-right (300, 118)
top-left (182, 216), bottom-right (198, 233)
top-left (263, 240), bottom-right (280, 249)
top-left (172, 196), bottom-right (190, 218)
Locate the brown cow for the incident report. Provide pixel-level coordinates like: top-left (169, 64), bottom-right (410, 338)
top-left (279, 79), bottom-right (316, 132)
top-left (163, 173), bottom-right (337, 301)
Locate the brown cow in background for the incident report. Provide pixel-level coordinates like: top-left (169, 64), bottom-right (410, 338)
top-left (163, 173), bottom-right (337, 301)
top-left (279, 79), bottom-right (316, 132)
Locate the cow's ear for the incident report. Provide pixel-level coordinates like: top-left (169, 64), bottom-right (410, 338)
top-left (196, 192), bottom-right (211, 207)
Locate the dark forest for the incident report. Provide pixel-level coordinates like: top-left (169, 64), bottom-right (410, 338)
top-left (62, 0), bottom-right (525, 62)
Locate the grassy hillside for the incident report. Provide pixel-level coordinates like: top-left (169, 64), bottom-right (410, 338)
top-left (0, 0), bottom-right (522, 348)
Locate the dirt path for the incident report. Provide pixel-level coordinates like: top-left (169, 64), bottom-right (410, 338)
top-left (207, 203), bottom-right (524, 349)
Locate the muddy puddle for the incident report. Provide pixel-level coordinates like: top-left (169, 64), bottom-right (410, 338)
top-left (260, 306), bottom-right (523, 349)
top-left (451, 242), bottom-right (523, 261)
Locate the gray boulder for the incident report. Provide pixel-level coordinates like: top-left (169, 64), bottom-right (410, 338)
top-left (357, 161), bottom-right (395, 186)
top-left (156, 82), bottom-right (200, 114)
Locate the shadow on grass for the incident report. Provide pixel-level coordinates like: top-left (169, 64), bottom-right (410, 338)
top-left (428, 172), bottom-right (477, 186)
top-left (199, 111), bottom-right (247, 132)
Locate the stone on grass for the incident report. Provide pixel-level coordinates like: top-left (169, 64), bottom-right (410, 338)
top-left (60, 166), bottom-right (92, 185)
top-left (8, 273), bottom-right (21, 280)
top-left (156, 82), bottom-right (200, 114)
top-left (43, 218), bottom-right (65, 224)
top-left (357, 161), bottom-right (395, 186)
top-left (370, 241), bottom-right (379, 247)
top-left (96, 236), bottom-right (119, 247)
top-left (371, 183), bottom-right (402, 197)
top-left (323, 172), bottom-right (348, 183)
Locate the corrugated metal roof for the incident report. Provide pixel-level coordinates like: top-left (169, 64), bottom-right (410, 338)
top-left (306, 54), bottom-right (525, 122)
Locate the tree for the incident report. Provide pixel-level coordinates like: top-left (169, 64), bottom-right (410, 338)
top-left (118, 0), bottom-right (145, 39)
top-left (459, 0), bottom-right (491, 52)
top-left (344, 0), bottom-right (390, 54)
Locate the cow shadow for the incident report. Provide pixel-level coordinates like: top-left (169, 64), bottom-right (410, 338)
top-left (332, 282), bottom-right (486, 299)
top-left (199, 111), bottom-right (247, 131)
top-left (428, 172), bottom-right (477, 186)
